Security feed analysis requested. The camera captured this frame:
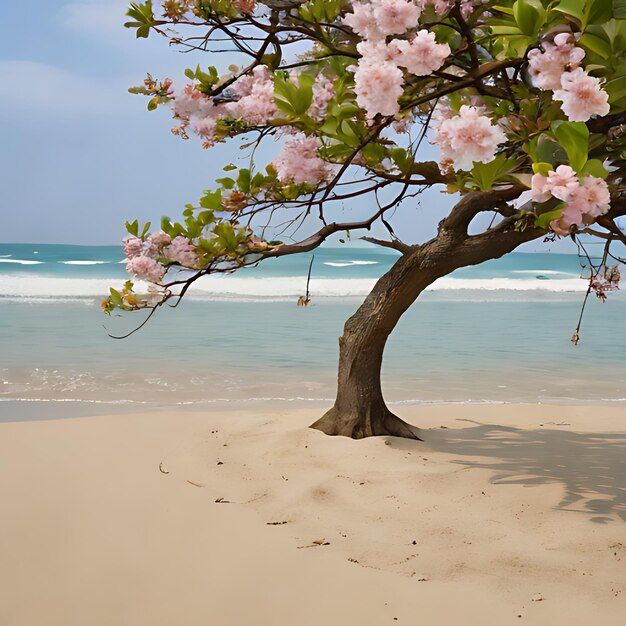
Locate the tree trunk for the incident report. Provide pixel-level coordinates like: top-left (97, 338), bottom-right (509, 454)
top-left (310, 226), bottom-right (541, 440)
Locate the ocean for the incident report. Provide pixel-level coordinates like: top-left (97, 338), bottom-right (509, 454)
top-left (1, 242), bottom-right (625, 417)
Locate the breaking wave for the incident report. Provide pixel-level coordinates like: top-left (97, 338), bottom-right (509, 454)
top-left (0, 274), bottom-right (592, 300)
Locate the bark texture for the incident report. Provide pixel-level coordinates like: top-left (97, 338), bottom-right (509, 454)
top-left (311, 210), bottom-right (543, 440)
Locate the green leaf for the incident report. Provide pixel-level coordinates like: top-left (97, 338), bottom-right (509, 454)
top-left (361, 143), bottom-right (388, 165)
top-left (136, 24), bottom-right (150, 39)
top-left (604, 75), bottom-right (626, 104)
top-left (216, 177), bottom-right (235, 189)
top-left (615, 0), bottom-right (626, 19)
top-left (551, 120), bottom-right (589, 172)
top-left (535, 208), bottom-right (563, 230)
top-left (391, 148), bottom-right (412, 175)
top-left (585, 0), bottom-right (614, 25)
top-left (534, 136), bottom-right (560, 164)
top-left (109, 288), bottom-right (123, 307)
top-left (553, 0), bottom-right (586, 21)
top-left (125, 220), bottom-right (139, 237)
top-left (513, 0), bottom-right (546, 36)
top-left (581, 158), bottom-right (609, 179)
top-left (199, 189), bottom-right (223, 211)
top-left (579, 32), bottom-right (612, 58)
top-left (469, 154), bottom-right (519, 191)
top-left (237, 169), bottom-right (251, 194)
top-left (128, 85), bottom-right (151, 95)
top-left (492, 4), bottom-right (515, 15)
top-left (532, 162), bottom-right (553, 176)
top-left (273, 71), bottom-right (314, 117)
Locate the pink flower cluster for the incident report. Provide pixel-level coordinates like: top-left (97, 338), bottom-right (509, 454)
top-left (163, 235), bottom-right (203, 268)
top-left (227, 65), bottom-right (277, 125)
top-left (310, 75), bottom-right (335, 121)
top-left (554, 68), bottom-right (610, 123)
top-left (531, 165), bottom-right (611, 235)
top-left (343, 0), bottom-right (421, 40)
top-left (433, 105), bottom-right (506, 172)
top-left (352, 58), bottom-right (405, 117)
top-left (344, 0), bottom-right (450, 119)
top-left (273, 133), bottom-right (331, 185)
top-left (528, 33), bottom-right (585, 90)
top-left (123, 231), bottom-right (173, 283)
top-left (528, 33), bottom-right (609, 122)
top-left (171, 66), bottom-right (277, 146)
top-left (428, 0), bottom-right (489, 18)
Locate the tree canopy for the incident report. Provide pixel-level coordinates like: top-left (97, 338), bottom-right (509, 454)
top-left (105, 0), bottom-right (626, 436)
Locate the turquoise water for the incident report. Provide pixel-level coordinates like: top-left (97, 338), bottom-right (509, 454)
top-left (1, 243), bottom-right (625, 411)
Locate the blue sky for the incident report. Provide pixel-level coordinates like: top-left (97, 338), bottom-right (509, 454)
top-left (1, 0), bottom-right (577, 253)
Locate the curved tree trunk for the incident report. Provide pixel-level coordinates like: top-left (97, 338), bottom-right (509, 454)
top-left (311, 224), bottom-right (542, 440)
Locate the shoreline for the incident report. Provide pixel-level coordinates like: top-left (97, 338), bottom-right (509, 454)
top-left (1, 404), bottom-right (625, 625)
top-left (3, 398), bottom-right (626, 423)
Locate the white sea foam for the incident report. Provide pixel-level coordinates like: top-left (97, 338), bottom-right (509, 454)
top-left (0, 274), bottom-right (593, 300)
top-left (0, 259), bottom-right (44, 265)
top-left (324, 260), bottom-right (379, 267)
top-left (0, 255), bottom-right (12, 258)
top-left (511, 269), bottom-right (577, 276)
top-left (59, 260), bottom-right (109, 265)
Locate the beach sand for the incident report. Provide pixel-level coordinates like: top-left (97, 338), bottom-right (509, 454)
top-left (1, 404), bottom-right (625, 625)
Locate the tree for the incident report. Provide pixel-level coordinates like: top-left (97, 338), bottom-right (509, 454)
top-left (106, 0), bottom-right (626, 439)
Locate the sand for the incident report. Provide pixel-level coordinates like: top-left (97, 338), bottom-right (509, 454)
top-left (1, 404), bottom-right (625, 625)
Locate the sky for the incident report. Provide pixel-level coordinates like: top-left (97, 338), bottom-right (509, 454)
top-left (1, 0), bottom-right (580, 253)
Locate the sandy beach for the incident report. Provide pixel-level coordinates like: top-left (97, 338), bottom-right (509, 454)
top-left (1, 404), bottom-right (625, 625)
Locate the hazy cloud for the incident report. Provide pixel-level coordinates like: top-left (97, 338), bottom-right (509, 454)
top-left (0, 60), bottom-right (131, 117)
top-left (58, 0), bottom-right (133, 45)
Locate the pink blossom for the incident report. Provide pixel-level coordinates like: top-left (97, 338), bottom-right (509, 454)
top-left (531, 173), bottom-right (551, 203)
top-left (398, 30), bottom-right (450, 76)
top-left (357, 39), bottom-right (407, 65)
top-left (147, 231), bottom-right (172, 249)
top-left (344, 0), bottom-right (421, 40)
top-left (535, 169), bottom-right (611, 234)
top-left (433, 105), bottom-right (506, 171)
top-left (426, 0), bottom-right (488, 18)
top-left (553, 68), bottom-right (610, 122)
top-left (123, 237), bottom-right (144, 259)
top-left (577, 176), bottom-right (611, 218)
top-left (550, 203), bottom-right (584, 236)
top-left (372, 0), bottom-right (421, 36)
top-left (126, 256), bottom-right (166, 283)
top-left (171, 84), bottom-right (216, 120)
top-left (163, 236), bottom-right (202, 268)
top-left (527, 34), bottom-right (585, 91)
top-left (189, 115), bottom-right (218, 142)
top-left (545, 165), bottom-right (579, 202)
top-left (227, 65), bottom-right (277, 125)
top-left (352, 59), bottom-right (404, 117)
top-left (273, 133), bottom-right (331, 185)
top-left (140, 240), bottom-right (160, 260)
top-left (342, 2), bottom-right (379, 40)
top-left (310, 75), bottom-right (335, 121)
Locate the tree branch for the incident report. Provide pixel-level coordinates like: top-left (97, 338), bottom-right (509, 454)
top-left (360, 236), bottom-right (412, 254)
top-left (440, 184), bottom-right (527, 235)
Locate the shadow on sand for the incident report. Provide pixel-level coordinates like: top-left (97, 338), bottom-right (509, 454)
top-left (397, 419), bottom-right (626, 524)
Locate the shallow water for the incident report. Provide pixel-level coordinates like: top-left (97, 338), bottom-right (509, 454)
top-left (1, 243), bottom-right (624, 412)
